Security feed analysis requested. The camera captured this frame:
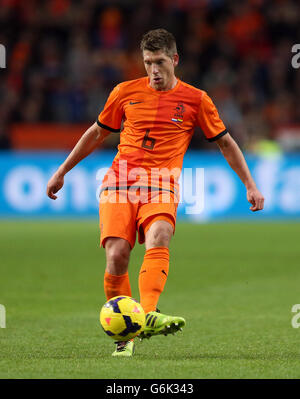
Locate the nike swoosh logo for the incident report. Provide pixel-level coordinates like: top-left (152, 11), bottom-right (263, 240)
top-left (129, 101), bottom-right (143, 105)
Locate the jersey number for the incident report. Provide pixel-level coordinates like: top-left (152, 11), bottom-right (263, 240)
top-left (142, 129), bottom-right (156, 150)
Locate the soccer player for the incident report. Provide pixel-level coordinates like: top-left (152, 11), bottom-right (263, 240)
top-left (47, 29), bottom-right (264, 357)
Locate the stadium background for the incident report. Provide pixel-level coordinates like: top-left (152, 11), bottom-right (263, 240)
top-left (1, 0), bottom-right (300, 379)
top-left (1, 0), bottom-right (300, 220)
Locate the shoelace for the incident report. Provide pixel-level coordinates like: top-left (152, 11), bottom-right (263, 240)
top-left (115, 341), bottom-right (127, 352)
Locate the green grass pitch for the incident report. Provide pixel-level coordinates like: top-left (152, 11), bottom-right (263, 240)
top-left (0, 220), bottom-right (300, 379)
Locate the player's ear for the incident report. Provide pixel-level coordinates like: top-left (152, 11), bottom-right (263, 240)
top-left (173, 53), bottom-right (179, 67)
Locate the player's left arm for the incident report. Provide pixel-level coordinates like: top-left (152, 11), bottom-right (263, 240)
top-left (216, 133), bottom-right (264, 212)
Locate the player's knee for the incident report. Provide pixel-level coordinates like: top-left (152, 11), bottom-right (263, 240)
top-left (105, 239), bottom-right (130, 274)
top-left (149, 227), bottom-right (172, 247)
top-left (108, 248), bottom-right (129, 265)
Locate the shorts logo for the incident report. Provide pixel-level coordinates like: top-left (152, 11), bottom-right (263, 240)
top-left (171, 102), bottom-right (185, 123)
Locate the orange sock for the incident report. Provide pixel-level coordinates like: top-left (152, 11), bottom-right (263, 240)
top-left (104, 271), bottom-right (132, 300)
top-left (138, 247), bottom-right (169, 314)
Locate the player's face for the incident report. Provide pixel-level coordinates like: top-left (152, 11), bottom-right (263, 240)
top-left (143, 50), bottom-right (179, 91)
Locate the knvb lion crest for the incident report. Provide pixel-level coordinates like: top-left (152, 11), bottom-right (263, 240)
top-left (171, 102), bottom-right (185, 123)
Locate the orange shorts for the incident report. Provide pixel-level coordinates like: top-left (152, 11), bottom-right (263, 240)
top-left (99, 188), bottom-right (178, 248)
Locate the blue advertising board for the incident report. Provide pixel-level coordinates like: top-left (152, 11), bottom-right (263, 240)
top-left (0, 150), bottom-right (300, 221)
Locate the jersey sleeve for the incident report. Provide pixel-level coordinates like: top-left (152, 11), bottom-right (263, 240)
top-left (97, 84), bottom-right (124, 132)
top-left (196, 91), bottom-right (228, 142)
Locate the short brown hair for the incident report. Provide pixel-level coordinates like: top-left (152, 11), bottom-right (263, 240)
top-left (140, 28), bottom-right (177, 58)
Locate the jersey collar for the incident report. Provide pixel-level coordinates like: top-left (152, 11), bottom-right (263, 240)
top-left (146, 77), bottom-right (181, 95)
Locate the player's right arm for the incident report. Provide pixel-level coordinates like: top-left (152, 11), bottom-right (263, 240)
top-left (46, 122), bottom-right (110, 200)
top-left (47, 83), bottom-right (123, 199)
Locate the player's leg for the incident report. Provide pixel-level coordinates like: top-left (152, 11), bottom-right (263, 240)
top-left (139, 218), bottom-right (173, 313)
top-left (104, 237), bottom-right (132, 300)
top-left (103, 238), bottom-right (136, 357)
top-left (136, 192), bottom-right (178, 314)
top-left (138, 216), bottom-right (185, 339)
top-left (99, 189), bottom-right (136, 356)
top-left (100, 189), bottom-right (137, 300)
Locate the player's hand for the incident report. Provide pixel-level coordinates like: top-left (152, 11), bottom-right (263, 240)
top-left (247, 187), bottom-right (264, 212)
top-left (46, 172), bottom-right (64, 200)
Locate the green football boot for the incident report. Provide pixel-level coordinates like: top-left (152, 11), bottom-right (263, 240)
top-left (139, 311), bottom-right (185, 340)
top-left (112, 340), bottom-right (135, 357)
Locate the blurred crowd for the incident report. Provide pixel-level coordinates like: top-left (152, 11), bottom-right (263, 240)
top-left (0, 0), bottom-right (299, 151)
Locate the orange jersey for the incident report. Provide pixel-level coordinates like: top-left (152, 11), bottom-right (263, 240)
top-left (97, 77), bottom-right (227, 194)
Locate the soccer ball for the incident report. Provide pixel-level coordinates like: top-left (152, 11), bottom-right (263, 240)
top-left (100, 296), bottom-right (145, 341)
